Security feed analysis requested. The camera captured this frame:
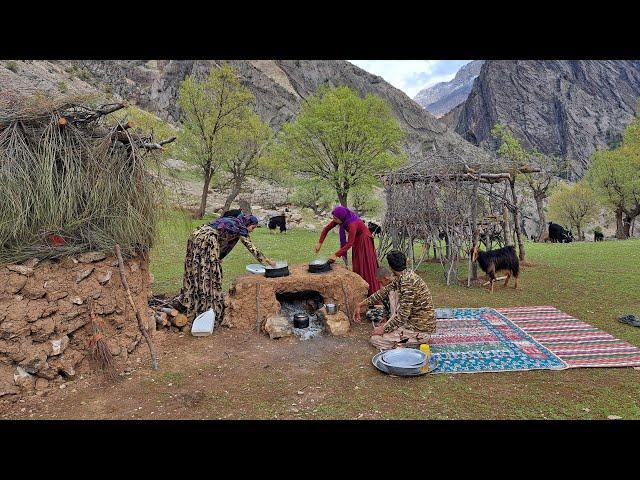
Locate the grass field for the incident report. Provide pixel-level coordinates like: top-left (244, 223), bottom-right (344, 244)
top-left (150, 212), bottom-right (640, 357)
top-left (6, 213), bottom-right (639, 420)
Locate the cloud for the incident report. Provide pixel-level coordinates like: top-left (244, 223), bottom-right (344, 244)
top-left (348, 60), bottom-right (472, 98)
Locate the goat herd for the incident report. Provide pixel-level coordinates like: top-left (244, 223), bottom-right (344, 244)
top-left (265, 213), bottom-right (603, 294)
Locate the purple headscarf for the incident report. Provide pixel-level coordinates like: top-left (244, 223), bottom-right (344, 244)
top-left (210, 213), bottom-right (258, 238)
top-left (332, 206), bottom-right (361, 248)
top-left (209, 212), bottom-right (260, 260)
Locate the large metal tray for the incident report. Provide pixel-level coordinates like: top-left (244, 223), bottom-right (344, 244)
top-left (381, 348), bottom-right (426, 367)
top-left (372, 352), bottom-right (438, 376)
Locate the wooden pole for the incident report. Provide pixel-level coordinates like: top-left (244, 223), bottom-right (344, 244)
top-left (255, 282), bottom-right (261, 334)
top-left (114, 244), bottom-right (158, 371)
top-left (470, 179), bottom-right (479, 282)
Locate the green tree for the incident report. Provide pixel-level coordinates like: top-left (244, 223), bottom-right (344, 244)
top-left (177, 64), bottom-right (254, 219)
top-left (586, 110), bottom-right (640, 239)
top-left (548, 181), bottom-right (599, 240)
top-left (276, 85), bottom-right (406, 206)
top-left (521, 152), bottom-right (567, 241)
top-left (290, 178), bottom-right (336, 215)
top-left (350, 186), bottom-right (383, 217)
top-left (218, 112), bottom-right (276, 212)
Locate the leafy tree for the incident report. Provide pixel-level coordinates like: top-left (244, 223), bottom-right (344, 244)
top-left (177, 64), bottom-right (254, 219)
top-left (218, 112), bottom-right (276, 211)
top-left (586, 109), bottom-right (640, 239)
top-left (290, 178), bottom-right (336, 215)
top-left (276, 85), bottom-right (406, 206)
top-left (521, 152), bottom-right (567, 240)
top-left (548, 181), bottom-right (600, 240)
top-left (350, 186), bottom-right (383, 218)
top-left (492, 124), bottom-right (570, 251)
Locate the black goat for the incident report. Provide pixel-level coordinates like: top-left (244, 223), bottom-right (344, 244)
top-left (471, 245), bottom-right (520, 293)
top-left (268, 215), bottom-right (287, 233)
top-left (367, 221), bottom-right (382, 237)
top-left (548, 222), bottom-right (573, 243)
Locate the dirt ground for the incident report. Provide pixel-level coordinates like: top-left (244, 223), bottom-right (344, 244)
top-left (3, 322), bottom-right (640, 420)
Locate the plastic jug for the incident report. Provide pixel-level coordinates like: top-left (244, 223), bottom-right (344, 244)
top-left (191, 309), bottom-right (215, 336)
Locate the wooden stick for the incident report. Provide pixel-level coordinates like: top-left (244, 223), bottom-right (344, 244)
top-left (171, 313), bottom-right (188, 328)
top-left (161, 307), bottom-right (178, 317)
top-left (114, 244), bottom-right (159, 371)
top-left (341, 281), bottom-right (352, 321)
top-left (255, 282), bottom-right (261, 333)
top-left (482, 276), bottom-right (507, 286)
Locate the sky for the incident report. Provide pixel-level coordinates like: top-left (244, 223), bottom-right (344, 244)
top-left (348, 60), bottom-right (472, 99)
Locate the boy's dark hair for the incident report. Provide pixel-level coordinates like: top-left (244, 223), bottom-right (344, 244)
top-left (386, 250), bottom-right (407, 272)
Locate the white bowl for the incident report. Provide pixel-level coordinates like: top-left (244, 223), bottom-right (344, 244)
top-left (246, 264), bottom-right (266, 275)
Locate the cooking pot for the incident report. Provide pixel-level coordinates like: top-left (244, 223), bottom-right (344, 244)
top-left (293, 313), bottom-right (309, 329)
top-left (324, 303), bottom-right (339, 315)
top-left (308, 258), bottom-right (332, 273)
top-left (264, 261), bottom-right (290, 278)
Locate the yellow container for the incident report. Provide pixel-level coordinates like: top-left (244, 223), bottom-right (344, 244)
top-left (420, 343), bottom-right (431, 357)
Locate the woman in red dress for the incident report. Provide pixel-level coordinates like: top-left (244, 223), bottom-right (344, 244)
top-left (315, 206), bottom-right (381, 296)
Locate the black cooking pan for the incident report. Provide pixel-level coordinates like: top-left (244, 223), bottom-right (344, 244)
top-left (308, 258), bottom-right (332, 273)
top-left (264, 261), bottom-right (290, 278)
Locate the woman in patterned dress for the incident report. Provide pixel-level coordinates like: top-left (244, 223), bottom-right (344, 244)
top-left (180, 211), bottom-right (275, 322)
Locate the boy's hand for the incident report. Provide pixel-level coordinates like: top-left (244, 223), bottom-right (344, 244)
top-left (352, 302), bottom-right (363, 324)
top-left (372, 324), bottom-right (386, 336)
top-left (314, 242), bottom-right (322, 253)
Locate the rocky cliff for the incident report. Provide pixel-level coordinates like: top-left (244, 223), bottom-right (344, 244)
top-left (0, 59), bottom-right (492, 165)
top-left (454, 60), bottom-right (640, 176)
top-left (139, 59), bottom-right (491, 163)
top-left (413, 60), bottom-right (483, 117)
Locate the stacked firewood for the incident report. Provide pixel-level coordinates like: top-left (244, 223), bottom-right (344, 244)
top-left (149, 297), bottom-right (190, 333)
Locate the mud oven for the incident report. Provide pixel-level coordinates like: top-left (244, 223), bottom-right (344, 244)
top-left (223, 264), bottom-right (369, 339)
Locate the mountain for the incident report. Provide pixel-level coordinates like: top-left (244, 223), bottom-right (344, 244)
top-left (454, 60), bottom-right (640, 177)
top-left (413, 60), bottom-right (483, 117)
top-left (0, 59), bottom-right (493, 165)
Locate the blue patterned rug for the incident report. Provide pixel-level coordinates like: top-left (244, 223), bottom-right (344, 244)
top-left (429, 308), bottom-right (567, 374)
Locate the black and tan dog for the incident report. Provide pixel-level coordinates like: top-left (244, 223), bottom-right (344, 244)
top-left (471, 245), bottom-right (520, 293)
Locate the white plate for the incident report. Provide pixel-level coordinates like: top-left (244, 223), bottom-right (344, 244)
top-left (246, 264), bottom-right (266, 275)
top-left (381, 348), bottom-right (427, 367)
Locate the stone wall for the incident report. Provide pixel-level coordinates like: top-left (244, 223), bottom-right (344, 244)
top-left (0, 252), bottom-right (152, 401)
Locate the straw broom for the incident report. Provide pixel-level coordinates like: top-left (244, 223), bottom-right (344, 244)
top-left (87, 299), bottom-right (118, 381)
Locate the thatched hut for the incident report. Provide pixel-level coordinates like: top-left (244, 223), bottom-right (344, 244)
top-left (0, 91), bottom-right (173, 400)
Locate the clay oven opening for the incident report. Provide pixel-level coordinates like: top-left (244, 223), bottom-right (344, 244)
top-left (276, 290), bottom-right (325, 340)
top-left (224, 264), bottom-right (370, 338)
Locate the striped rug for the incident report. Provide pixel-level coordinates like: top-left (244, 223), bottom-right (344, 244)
top-left (496, 306), bottom-right (640, 368)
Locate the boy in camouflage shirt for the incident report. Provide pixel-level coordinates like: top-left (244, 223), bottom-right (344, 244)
top-left (354, 250), bottom-right (436, 350)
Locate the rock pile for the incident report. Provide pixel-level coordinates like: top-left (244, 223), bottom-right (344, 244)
top-left (0, 252), bottom-right (152, 401)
